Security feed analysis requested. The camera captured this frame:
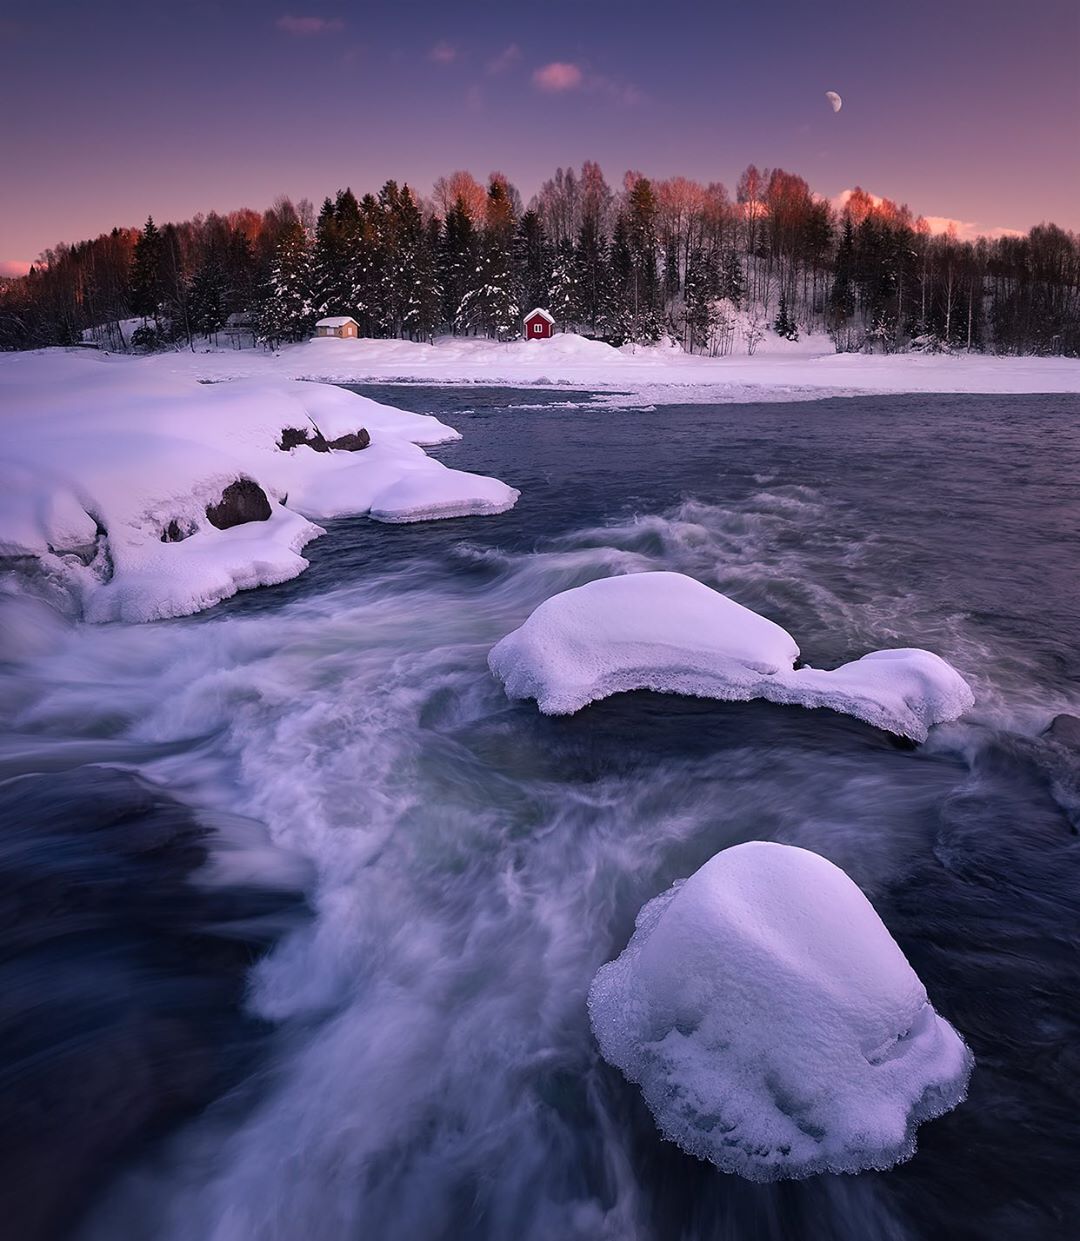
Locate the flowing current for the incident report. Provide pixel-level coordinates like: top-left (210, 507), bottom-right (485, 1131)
top-left (2, 389), bottom-right (1079, 1241)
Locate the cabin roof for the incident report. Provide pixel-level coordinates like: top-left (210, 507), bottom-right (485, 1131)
top-left (315, 316), bottom-right (359, 328)
top-left (523, 307), bottom-right (555, 323)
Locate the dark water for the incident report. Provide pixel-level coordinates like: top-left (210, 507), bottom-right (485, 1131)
top-left (2, 388), bottom-right (1079, 1240)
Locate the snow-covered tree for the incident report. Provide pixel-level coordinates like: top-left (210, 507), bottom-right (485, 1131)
top-left (257, 220), bottom-right (313, 345)
top-left (773, 294), bottom-right (798, 341)
top-left (456, 175), bottom-right (519, 339)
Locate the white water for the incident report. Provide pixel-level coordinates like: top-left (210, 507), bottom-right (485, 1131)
top-left (3, 431), bottom-right (1077, 1239)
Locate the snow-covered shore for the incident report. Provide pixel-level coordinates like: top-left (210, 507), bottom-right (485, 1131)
top-left (76, 332), bottom-right (1080, 405)
top-left (2, 335), bottom-right (1075, 621)
top-left (0, 350), bottom-right (518, 622)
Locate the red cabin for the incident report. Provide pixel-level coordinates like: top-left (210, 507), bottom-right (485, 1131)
top-left (523, 307), bottom-right (555, 340)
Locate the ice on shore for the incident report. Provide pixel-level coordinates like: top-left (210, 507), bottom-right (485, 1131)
top-left (0, 352), bottom-right (518, 622)
top-left (588, 841), bottom-right (973, 1180)
top-left (488, 571), bottom-right (973, 741)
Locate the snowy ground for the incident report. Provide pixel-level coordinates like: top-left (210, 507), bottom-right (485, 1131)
top-left (0, 350), bottom-right (518, 622)
top-left (74, 331), bottom-right (1080, 406)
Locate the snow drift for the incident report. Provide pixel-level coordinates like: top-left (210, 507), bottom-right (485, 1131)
top-left (0, 352), bottom-right (518, 622)
top-left (488, 571), bottom-right (973, 741)
top-left (588, 841), bottom-right (973, 1180)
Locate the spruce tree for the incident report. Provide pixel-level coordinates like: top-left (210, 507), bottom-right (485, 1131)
top-left (607, 214), bottom-right (635, 345)
top-left (828, 216), bottom-right (857, 336)
top-left (439, 198), bottom-right (476, 334)
top-left (514, 211), bottom-right (553, 317)
top-left (574, 211), bottom-right (610, 334)
top-left (188, 252), bottom-right (228, 339)
top-left (719, 250), bottom-right (745, 308)
top-left (549, 239), bottom-right (579, 328)
top-left (398, 187), bottom-right (441, 341)
top-left (625, 178), bottom-right (661, 339)
top-left (130, 217), bottom-right (167, 324)
top-left (456, 176), bottom-right (519, 339)
top-left (683, 248), bottom-right (718, 353)
top-left (773, 294), bottom-right (798, 341)
top-left (257, 220), bottom-right (314, 345)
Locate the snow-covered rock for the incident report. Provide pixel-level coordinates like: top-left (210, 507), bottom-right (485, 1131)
top-left (588, 841), bottom-right (973, 1180)
top-left (0, 351), bottom-right (518, 622)
top-left (488, 571), bottom-right (973, 741)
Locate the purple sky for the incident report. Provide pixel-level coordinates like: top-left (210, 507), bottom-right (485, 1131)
top-left (2, 0), bottom-right (1078, 273)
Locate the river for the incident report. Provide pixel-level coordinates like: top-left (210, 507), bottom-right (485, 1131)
top-left (2, 388), bottom-right (1078, 1241)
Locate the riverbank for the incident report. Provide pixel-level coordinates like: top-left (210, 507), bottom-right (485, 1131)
top-left (64, 332), bottom-right (1080, 405)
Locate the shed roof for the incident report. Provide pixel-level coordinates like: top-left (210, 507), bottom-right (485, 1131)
top-left (315, 316), bottom-right (359, 328)
top-left (523, 307), bottom-right (555, 323)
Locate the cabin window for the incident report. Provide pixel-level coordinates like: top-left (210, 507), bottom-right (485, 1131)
top-left (533, 322), bottom-right (542, 334)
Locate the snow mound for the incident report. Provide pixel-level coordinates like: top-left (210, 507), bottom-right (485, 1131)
top-left (0, 352), bottom-right (516, 621)
top-left (588, 841), bottom-right (973, 1180)
top-left (488, 572), bottom-right (973, 741)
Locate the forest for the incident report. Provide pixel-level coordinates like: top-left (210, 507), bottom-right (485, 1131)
top-left (2, 162), bottom-right (1078, 356)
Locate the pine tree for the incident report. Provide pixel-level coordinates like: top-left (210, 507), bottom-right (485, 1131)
top-left (439, 197), bottom-right (476, 334)
top-left (574, 211), bottom-right (610, 334)
top-left (625, 178), bottom-right (661, 339)
top-left (188, 251), bottom-right (229, 339)
top-left (549, 239), bottom-right (579, 327)
top-left (310, 197), bottom-right (340, 318)
top-left (773, 294), bottom-right (798, 341)
top-left (682, 247), bottom-right (718, 353)
top-left (456, 177), bottom-right (518, 339)
top-left (130, 217), bottom-right (167, 324)
top-left (719, 250), bottom-right (744, 308)
top-left (828, 215), bottom-right (857, 338)
top-left (397, 187), bottom-right (441, 341)
top-left (224, 230), bottom-right (257, 316)
top-left (606, 214), bottom-right (635, 345)
top-left (257, 220), bottom-right (314, 345)
top-left (514, 211), bottom-right (553, 317)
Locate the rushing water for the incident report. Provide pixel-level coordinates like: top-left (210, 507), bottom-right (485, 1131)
top-left (2, 389), bottom-right (1079, 1241)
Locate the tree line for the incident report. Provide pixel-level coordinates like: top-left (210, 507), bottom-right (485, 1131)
top-left (2, 164), bottom-right (1078, 356)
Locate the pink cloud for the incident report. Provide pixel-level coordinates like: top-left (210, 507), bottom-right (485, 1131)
top-left (920, 215), bottom-right (1024, 242)
top-left (487, 43), bottom-right (521, 74)
top-left (532, 61), bottom-right (584, 92)
top-left (428, 41), bottom-right (458, 64)
top-left (275, 15), bottom-right (344, 36)
top-left (833, 189), bottom-right (1024, 242)
top-left (531, 61), bottom-right (640, 104)
top-left (0, 260), bottom-right (32, 278)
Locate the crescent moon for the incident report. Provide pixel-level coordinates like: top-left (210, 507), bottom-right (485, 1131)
top-left (826, 91), bottom-right (842, 113)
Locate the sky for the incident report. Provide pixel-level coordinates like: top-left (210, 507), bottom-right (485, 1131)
top-left (1, 0), bottom-right (1078, 273)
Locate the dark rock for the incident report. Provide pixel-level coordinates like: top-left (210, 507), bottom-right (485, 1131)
top-left (278, 426), bottom-right (329, 453)
top-left (160, 518), bottom-right (196, 543)
top-left (326, 428), bottom-right (371, 452)
top-left (277, 425), bottom-right (369, 453)
top-left (1044, 714), bottom-right (1080, 753)
top-left (205, 479), bottom-right (272, 530)
top-left (0, 767), bottom-right (307, 1241)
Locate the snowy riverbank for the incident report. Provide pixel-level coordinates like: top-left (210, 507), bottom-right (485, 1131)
top-left (71, 332), bottom-right (1080, 405)
top-left (0, 350), bottom-right (518, 621)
